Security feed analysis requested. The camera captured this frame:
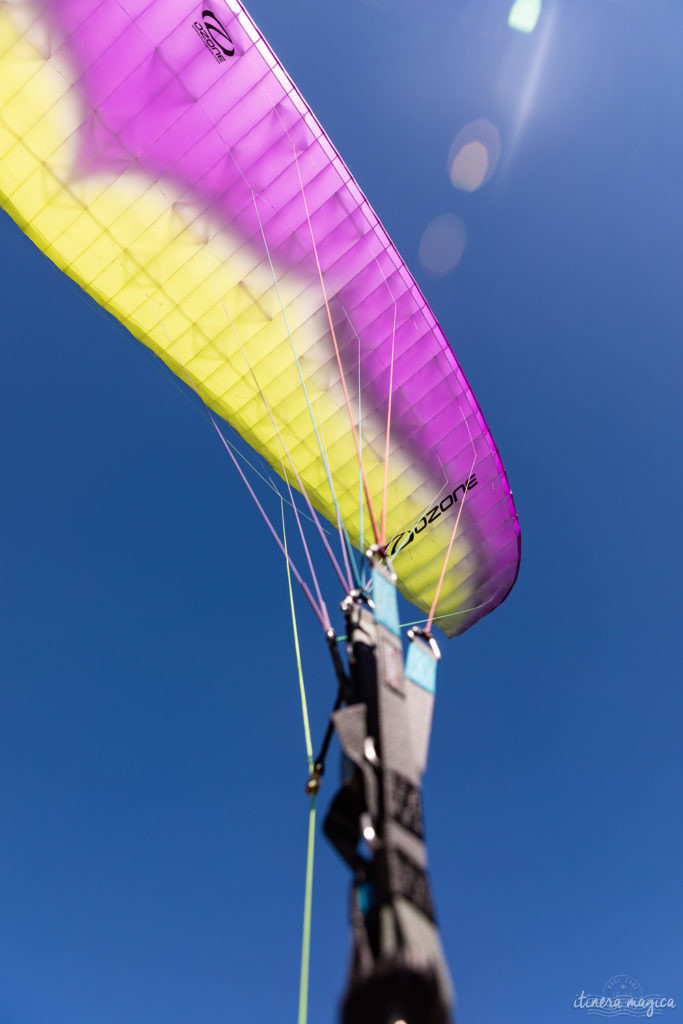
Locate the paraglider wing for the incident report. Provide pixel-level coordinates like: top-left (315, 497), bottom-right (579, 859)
top-left (0, 0), bottom-right (519, 634)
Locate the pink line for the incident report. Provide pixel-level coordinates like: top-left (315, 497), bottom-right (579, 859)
top-left (380, 304), bottom-right (397, 545)
top-left (293, 147), bottom-right (381, 548)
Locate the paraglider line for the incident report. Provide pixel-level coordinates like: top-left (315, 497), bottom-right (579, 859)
top-left (279, 451), bottom-right (331, 630)
top-left (158, 324), bottom-right (327, 629)
top-left (128, 275), bottom-right (332, 539)
top-left (200, 250), bottom-right (351, 595)
top-left (281, 502), bottom-right (315, 766)
top-left (339, 305), bottom-right (370, 584)
top-left (251, 189), bottom-right (360, 589)
top-left (426, 424), bottom-right (477, 634)
top-left (298, 795), bottom-right (317, 1024)
top-left (369, 250), bottom-right (401, 549)
top-left (281, 504), bottom-right (317, 1024)
top-left (292, 146), bottom-right (381, 548)
top-left (314, 395), bottom-right (358, 592)
top-left (380, 303), bottom-right (398, 546)
top-left (357, 326), bottom-right (365, 572)
top-left (387, 468), bottom-right (450, 559)
top-left (333, 596), bottom-right (497, 643)
top-left (208, 411), bottom-right (327, 629)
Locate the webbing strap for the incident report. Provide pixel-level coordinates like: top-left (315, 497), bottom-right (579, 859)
top-left (375, 845), bottom-right (436, 923)
top-left (385, 769), bottom-right (425, 841)
top-left (325, 566), bottom-right (453, 1024)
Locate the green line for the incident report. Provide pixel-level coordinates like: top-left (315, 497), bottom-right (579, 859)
top-left (281, 503), bottom-right (317, 1024)
top-left (334, 600), bottom-right (495, 643)
top-left (298, 795), bottom-right (317, 1024)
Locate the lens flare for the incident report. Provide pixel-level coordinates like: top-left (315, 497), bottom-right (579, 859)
top-left (418, 214), bottom-right (466, 276)
top-left (449, 140), bottom-right (488, 191)
top-left (448, 119), bottom-right (501, 192)
top-left (508, 0), bottom-right (542, 33)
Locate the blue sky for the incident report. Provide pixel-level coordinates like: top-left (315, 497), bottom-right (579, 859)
top-left (1, 1), bottom-right (682, 1023)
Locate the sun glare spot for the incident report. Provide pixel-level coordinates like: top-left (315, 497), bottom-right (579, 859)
top-left (449, 140), bottom-right (488, 191)
top-left (448, 120), bottom-right (501, 192)
top-left (418, 214), bottom-right (466, 276)
top-left (508, 0), bottom-right (542, 33)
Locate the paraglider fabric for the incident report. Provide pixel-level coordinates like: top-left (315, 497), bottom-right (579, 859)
top-left (0, 0), bottom-right (520, 635)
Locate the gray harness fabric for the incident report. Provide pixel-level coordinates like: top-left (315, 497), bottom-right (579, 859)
top-left (325, 564), bottom-right (453, 1024)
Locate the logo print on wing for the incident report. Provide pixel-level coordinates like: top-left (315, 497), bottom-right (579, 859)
top-left (390, 473), bottom-right (479, 557)
top-left (193, 10), bottom-right (235, 63)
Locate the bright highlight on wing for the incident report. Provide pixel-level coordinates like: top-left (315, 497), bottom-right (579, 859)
top-left (0, 0), bottom-right (520, 636)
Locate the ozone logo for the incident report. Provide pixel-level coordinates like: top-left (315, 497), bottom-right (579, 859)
top-left (390, 474), bottom-right (479, 557)
top-left (193, 10), bottom-right (235, 63)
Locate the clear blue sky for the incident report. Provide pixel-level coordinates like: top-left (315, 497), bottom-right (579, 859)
top-left (1, 1), bottom-right (682, 1022)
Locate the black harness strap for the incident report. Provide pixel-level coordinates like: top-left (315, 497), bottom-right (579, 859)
top-left (324, 563), bottom-right (454, 1024)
